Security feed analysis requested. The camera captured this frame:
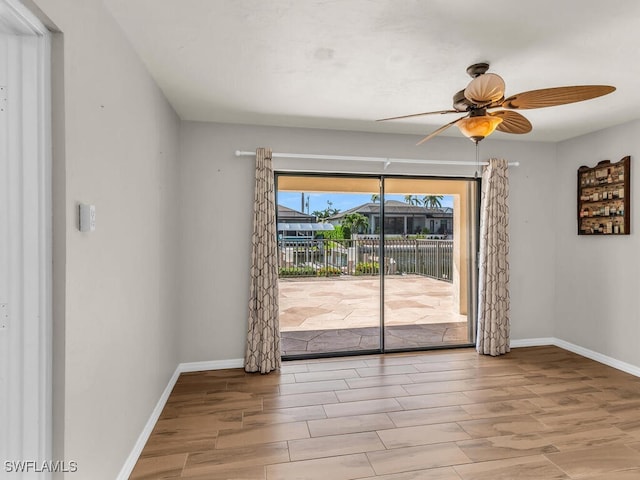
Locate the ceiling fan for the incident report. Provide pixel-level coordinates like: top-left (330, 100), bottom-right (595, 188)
top-left (378, 63), bottom-right (616, 144)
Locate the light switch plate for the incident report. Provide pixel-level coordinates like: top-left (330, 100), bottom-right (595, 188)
top-left (79, 204), bottom-right (96, 232)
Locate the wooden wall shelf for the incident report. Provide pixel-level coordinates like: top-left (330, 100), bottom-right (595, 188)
top-left (578, 156), bottom-right (630, 235)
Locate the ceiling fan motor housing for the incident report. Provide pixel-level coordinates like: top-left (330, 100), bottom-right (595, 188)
top-left (466, 62), bottom-right (490, 78)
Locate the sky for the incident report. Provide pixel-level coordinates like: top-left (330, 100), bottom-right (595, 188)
top-left (277, 192), bottom-right (454, 215)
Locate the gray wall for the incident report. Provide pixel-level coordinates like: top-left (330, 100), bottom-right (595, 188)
top-left (178, 121), bottom-right (558, 362)
top-left (555, 120), bottom-right (640, 365)
top-left (31, 1), bottom-right (181, 478)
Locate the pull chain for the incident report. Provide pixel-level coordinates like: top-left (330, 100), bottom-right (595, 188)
top-left (474, 141), bottom-right (480, 178)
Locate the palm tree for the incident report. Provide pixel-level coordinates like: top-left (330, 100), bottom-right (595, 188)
top-left (402, 195), bottom-right (423, 235)
top-left (312, 200), bottom-right (340, 221)
top-left (422, 195), bottom-right (444, 209)
top-left (341, 213), bottom-right (369, 239)
top-left (404, 195), bottom-right (422, 206)
top-left (371, 193), bottom-right (380, 203)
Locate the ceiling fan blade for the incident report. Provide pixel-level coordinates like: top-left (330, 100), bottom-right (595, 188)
top-left (490, 110), bottom-right (532, 134)
top-left (464, 73), bottom-right (506, 106)
top-left (501, 85), bottom-right (615, 110)
top-left (377, 109), bottom-right (459, 121)
top-left (416, 116), bottom-right (466, 145)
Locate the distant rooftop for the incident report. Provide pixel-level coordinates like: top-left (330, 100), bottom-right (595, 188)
top-left (327, 200), bottom-right (453, 221)
top-left (277, 204), bottom-right (315, 221)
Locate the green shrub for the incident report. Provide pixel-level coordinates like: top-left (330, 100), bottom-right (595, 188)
top-left (316, 225), bottom-right (345, 240)
top-left (317, 266), bottom-right (341, 277)
top-left (279, 266), bottom-right (315, 277)
top-left (354, 261), bottom-right (379, 275)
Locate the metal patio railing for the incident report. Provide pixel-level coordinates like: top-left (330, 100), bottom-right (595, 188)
top-left (278, 237), bottom-right (453, 282)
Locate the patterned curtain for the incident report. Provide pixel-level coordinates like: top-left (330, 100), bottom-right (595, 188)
top-left (245, 148), bottom-right (281, 373)
top-left (477, 158), bottom-right (511, 356)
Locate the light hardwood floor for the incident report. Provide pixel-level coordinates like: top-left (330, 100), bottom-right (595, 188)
top-left (130, 346), bottom-right (640, 479)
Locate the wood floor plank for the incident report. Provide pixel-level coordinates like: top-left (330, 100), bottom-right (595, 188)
top-left (215, 421), bottom-right (310, 449)
top-left (293, 369), bottom-right (360, 383)
top-left (180, 443), bottom-right (289, 477)
top-left (357, 466), bottom-right (463, 479)
top-left (366, 442), bottom-right (471, 475)
top-left (397, 392), bottom-right (474, 410)
top-left (308, 413), bottom-right (395, 437)
top-left (129, 347), bottom-right (640, 479)
top-left (577, 469), bottom-right (640, 480)
top-left (355, 365), bottom-right (421, 377)
top-left (456, 433), bottom-right (558, 462)
top-left (129, 453), bottom-right (186, 479)
top-left (461, 399), bottom-right (541, 419)
top-left (288, 431), bottom-right (385, 461)
top-left (336, 385), bottom-right (409, 403)
top-left (388, 406), bottom-right (472, 428)
top-left (263, 391), bottom-right (338, 409)
top-left (345, 374), bottom-right (413, 389)
top-left (457, 414), bottom-right (548, 438)
top-left (278, 379), bottom-right (350, 396)
top-left (545, 444), bottom-right (640, 478)
top-left (265, 453), bottom-right (375, 480)
top-left (323, 398), bottom-right (403, 418)
top-left (376, 422), bottom-right (471, 449)
top-left (545, 425), bottom-right (635, 451)
top-left (242, 405), bottom-right (327, 427)
top-left (453, 454), bottom-right (568, 480)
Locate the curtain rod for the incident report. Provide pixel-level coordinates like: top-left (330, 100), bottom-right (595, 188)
top-left (234, 150), bottom-right (520, 168)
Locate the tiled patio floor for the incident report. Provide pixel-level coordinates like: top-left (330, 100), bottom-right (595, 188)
top-left (279, 275), bottom-right (470, 355)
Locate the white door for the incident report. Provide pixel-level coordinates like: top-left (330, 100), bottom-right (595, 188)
top-left (0, 1), bottom-right (51, 477)
top-left (0, 31), bottom-right (10, 470)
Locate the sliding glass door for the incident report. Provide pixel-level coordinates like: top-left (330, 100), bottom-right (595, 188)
top-left (276, 175), bottom-right (382, 357)
top-left (382, 178), bottom-right (478, 351)
top-left (276, 173), bottom-right (478, 358)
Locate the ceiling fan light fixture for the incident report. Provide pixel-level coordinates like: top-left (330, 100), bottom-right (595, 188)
top-left (456, 115), bottom-right (503, 143)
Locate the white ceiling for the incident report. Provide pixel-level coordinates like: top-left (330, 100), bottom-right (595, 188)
top-left (103, 0), bottom-right (640, 142)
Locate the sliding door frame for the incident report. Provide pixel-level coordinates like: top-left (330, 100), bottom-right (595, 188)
top-left (276, 172), bottom-right (480, 360)
top-left (380, 175), bottom-right (479, 354)
top-left (276, 172), bottom-right (384, 360)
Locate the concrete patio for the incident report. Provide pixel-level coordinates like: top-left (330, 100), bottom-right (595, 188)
top-left (279, 275), bottom-right (470, 355)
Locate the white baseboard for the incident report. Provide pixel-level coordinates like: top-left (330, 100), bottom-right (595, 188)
top-left (510, 337), bottom-right (556, 348)
top-left (116, 367), bottom-right (181, 480)
top-left (179, 358), bottom-right (244, 372)
top-left (116, 357), bottom-right (244, 480)
top-left (512, 337), bottom-right (640, 378)
top-left (553, 338), bottom-right (640, 378)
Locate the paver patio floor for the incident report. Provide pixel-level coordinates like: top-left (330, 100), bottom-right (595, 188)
top-left (279, 275), bottom-right (470, 355)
